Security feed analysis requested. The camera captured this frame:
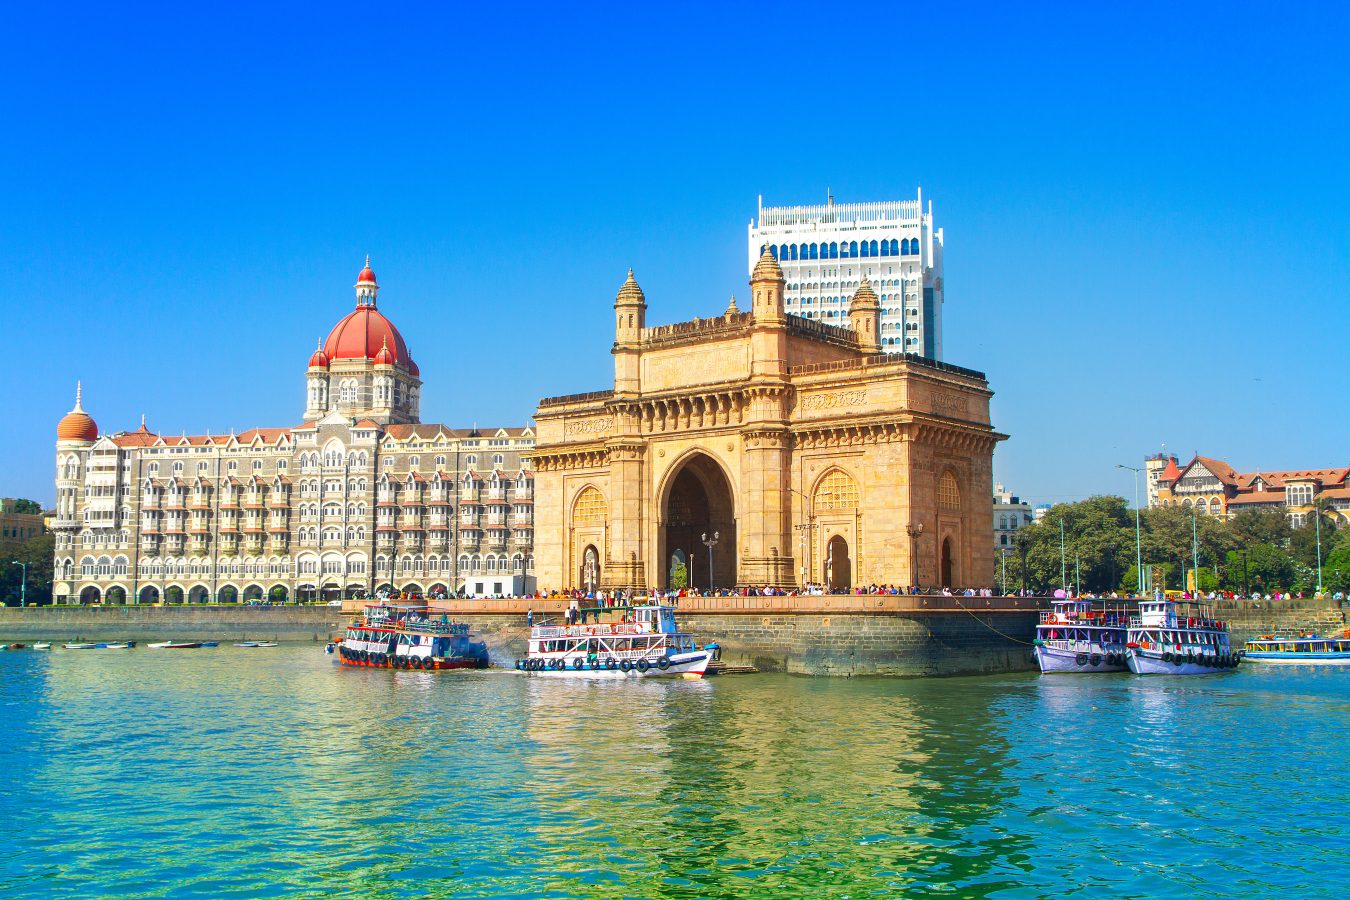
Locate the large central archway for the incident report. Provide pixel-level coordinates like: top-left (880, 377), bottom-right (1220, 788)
top-left (660, 453), bottom-right (736, 590)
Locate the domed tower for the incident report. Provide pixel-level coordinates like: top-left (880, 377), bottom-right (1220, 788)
top-left (309, 257), bottom-right (423, 424)
top-left (848, 276), bottom-right (882, 355)
top-left (749, 244), bottom-right (788, 380)
top-left (749, 244), bottom-right (785, 323)
top-left (55, 381), bottom-right (98, 532)
top-left (613, 269), bottom-right (646, 396)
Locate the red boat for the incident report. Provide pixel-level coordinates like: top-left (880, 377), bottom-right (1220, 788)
top-left (332, 602), bottom-right (490, 670)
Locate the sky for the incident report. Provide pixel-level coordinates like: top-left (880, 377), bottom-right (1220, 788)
top-left (4, 1), bottom-right (1348, 506)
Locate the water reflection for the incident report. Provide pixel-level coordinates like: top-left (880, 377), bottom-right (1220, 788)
top-left (2, 652), bottom-right (1347, 898)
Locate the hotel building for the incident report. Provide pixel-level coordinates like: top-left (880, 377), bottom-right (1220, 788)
top-left (1147, 453), bottom-right (1350, 526)
top-left (52, 259), bottom-right (537, 604)
top-left (748, 191), bottom-right (945, 358)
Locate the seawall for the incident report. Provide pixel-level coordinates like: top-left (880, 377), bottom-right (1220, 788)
top-left (5, 596), bottom-right (1341, 675)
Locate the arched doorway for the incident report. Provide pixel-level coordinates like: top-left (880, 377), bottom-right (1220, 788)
top-left (661, 453), bottom-right (736, 590)
top-left (219, 585), bottom-right (239, 604)
top-left (825, 536), bottom-right (851, 591)
top-left (106, 586), bottom-right (127, 605)
top-left (139, 586), bottom-right (160, 605)
top-left (297, 584), bottom-right (317, 603)
top-left (268, 585), bottom-right (289, 603)
top-left (667, 548), bottom-right (689, 590)
top-left (188, 585), bottom-right (210, 604)
top-left (321, 582), bottom-right (341, 603)
top-left (165, 586), bottom-right (184, 604)
top-left (79, 586), bottom-right (101, 605)
top-left (243, 585), bottom-right (263, 603)
top-left (580, 545), bottom-right (601, 593)
top-left (941, 537), bottom-right (954, 588)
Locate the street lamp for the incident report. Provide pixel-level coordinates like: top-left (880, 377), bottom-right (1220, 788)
top-left (9, 561), bottom-right (27, 607)
top-left (905, 523), bottom-right (924, 589)
top-left (701, 531), bottom-right (719, 592)
top-left (999, 547), bottom-right (1009, 596)
top-left (1116, 464), bottom-right (1145, 596)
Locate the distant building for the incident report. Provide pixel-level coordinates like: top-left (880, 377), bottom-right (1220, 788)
top-left (992, 484), bottom-right (1033, 551)
top-left (0, 499), bottom-right (45, 543)
top-left (748, 192), bottom-right (945, 358)
top-left (1149, 453), bottom-right (1350, 526)
top-left (1032, 504), bottom-right (1051, 523)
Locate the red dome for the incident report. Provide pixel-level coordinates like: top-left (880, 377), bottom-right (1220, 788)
top-left (374, 337), bottom-right (396, 366)
top-left (323, 305), bottom-right (413, 370)
top-left (357, 257), bottom-right (377, 284)
top-left (308, 344), bottom-right (330, 369)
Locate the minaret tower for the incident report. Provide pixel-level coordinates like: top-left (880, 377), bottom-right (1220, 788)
top-left (613, 269), bottom-right (646, 397)
top-left (848, 275), bottom-right (882, 355)
top-left (305, 340), bottom-right (330, 419)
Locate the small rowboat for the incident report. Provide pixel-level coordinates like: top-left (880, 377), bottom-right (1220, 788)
top-left (234, 641), bottom-right (278, 648)
top-left (147, 641), bottom-right (202, 649)
top-left (96, 642), bottom-right (135, 650)
top-left (32, 643), bottom-right (52, 651)
top-left (63, 642), bottom-right (99, 650)
top-left (199, 641), bottom-right (219, 648)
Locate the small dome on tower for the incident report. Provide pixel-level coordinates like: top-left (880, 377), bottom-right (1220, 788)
top-left (57, 381), bottom-right (98, 442)
top-left (356, 254), bottom-right (377, 285)
top-left (616, 268), bottom-right (646, 305)
top-left (374, 336), bottom-right (396, 366)
top-left (308, 339), bottom-right (330, 369)
top-left (752, 244), bottom-right (784, 281)
top-left (849, 275), bottom-right (879, 311)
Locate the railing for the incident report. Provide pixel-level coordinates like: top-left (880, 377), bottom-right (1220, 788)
top-left (539, 389), bottom-right (614, 408)
top-left (789, 351), bottom-right (986, 381)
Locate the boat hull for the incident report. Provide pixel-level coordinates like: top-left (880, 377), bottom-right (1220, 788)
top-left (518, 650), bottom-right (711, 679)
top-left (335, 645), bottom-right (487, 670)
top-left (1242, 653), bottom-right (1350, 665)
top-left (1034, 644), bottom-right (1129, 673)
top-left (1126, 649), bottom-right (1240, 676)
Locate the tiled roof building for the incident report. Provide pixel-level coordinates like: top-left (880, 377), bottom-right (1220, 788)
top-left (53, 261), bottom-right (536, 604)
top-left (1148, 452), bottom-right (1350, 527)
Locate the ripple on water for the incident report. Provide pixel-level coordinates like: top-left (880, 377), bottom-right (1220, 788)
top-left (1, 652), bottom-right (1348, 897)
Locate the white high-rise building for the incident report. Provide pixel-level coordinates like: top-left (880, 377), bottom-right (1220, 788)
top-left (748, 191), bottom-right (945, 358)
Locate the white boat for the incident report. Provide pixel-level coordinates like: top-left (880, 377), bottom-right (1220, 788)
top-left (516, 601), bottom-right (712, 678)
top-left (96, 642), bottom-right (135, 650)
top-left (63, 642), bottom-right (99, 650)
top-left (1033, 598), bottom-right (1130, 673)
top-left (32, 643), bottom-right (52, 651)
top-left (147, 641), bottom-right (203, 649)
top-left (234, 641), bottom-right (278, 648)
top-left (1125, 599), bottom-right (1239, 675)
top-left (1243, 633), bottom-right (1350, 665)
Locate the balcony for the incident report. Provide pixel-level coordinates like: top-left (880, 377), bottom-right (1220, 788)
top-left (268, 496), bottom-right (289, 509)
top-left (141, 496), bottom-right (161, 510)
top-left (511, 534), bottom-right (532, 547)
top-left (510, 514), bottom-right (533, 526)
top-left (399, 518), bottom-right (424, 530)
top-left (428, 515), bottom-right (449, 529)
top-left (268, 524), bottom-right (289, 533)
top-left (190, 498), bottom-right (211, 510)
top-left (427, 492), bottom-right (450, 505)
top-left (165, 499), bottom-right (186, 511)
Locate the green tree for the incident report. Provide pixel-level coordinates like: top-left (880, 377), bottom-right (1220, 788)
top-left (0, 532), bottom-right (54, 606)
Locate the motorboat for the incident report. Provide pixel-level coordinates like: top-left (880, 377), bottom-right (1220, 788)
top-left (516, 601), bottom-right (712, 678)
top-left (32, 643), bottom-right (52, 651)
top-left (1125, 599), bottom-right (1239, 675)
top-left (95, 642), bottom-right (135, 650)
top-left (147, 641), bottom-right (203, 649)
top-left (234, 641), bottom-right (278, 648)
top-left (1243, 633), bottom-right (1350, 665)
top-left (1033, 597), bottom-right (1131, 673)
top-left (336, 603), bottom-right (489, 670)
top-left (63, 642), bottom-right (99, 650)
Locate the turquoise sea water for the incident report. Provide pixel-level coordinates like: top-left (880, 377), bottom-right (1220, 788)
top-left (2, 648), bottom-right (1347, 899)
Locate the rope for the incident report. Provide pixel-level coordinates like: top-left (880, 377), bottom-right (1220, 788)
top-left (952, 597), bottom-right (1038, 646)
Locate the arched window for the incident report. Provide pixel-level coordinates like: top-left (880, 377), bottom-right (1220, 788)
top-left (889, 239), bottom-right (899, 255)
top-left (809, 243), bottom-right (818, 260)
top-left (339, 379), bottom-right (357, 406)
top-left (880, 240), bottom-right (891, 257)
top-left (572, 486), bottom-right (607, 527)
top-left (814, 469), bottom-right (860, 511)
top-left (849, 241), bottom-right (858, 257)
top-left (937, 472), bottom-right (961, 510)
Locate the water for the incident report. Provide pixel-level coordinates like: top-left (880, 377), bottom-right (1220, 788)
top-left (2, 648), bottom-right (1347, 899)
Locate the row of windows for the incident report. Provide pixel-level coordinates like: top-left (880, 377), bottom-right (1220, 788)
top-left (767, 239), bottom-right (919, 261)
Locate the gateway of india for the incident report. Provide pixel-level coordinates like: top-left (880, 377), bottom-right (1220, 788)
top-left (531, 246), bottom-right (1004, 593)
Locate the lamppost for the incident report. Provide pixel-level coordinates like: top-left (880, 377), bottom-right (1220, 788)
top-left (1314, 499), bottom-right (1325, 593)
top-left (1116, 464), bottom-right (1145, 596)
top-left (701, 531), bottom-right (719, 592)
top-left (905, 523), bottom-right (924, 589)
top-left (9, 561), bottom-right (27, 607)
top-left (1059, 519), bottom-right (1068, 596)
top-left (999, 547), bottom-right (1009, 596)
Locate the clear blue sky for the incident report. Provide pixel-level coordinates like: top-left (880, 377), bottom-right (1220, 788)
top-left (5, 1), bottom-right (1348, 506)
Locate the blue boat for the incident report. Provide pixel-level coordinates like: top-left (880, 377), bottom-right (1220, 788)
top-left (1243, 633), bottom-right (1350, 665)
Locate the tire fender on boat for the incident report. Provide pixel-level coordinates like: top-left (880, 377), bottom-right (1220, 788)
top-left (657, 657), bottom-right (671, 670)
top-left (637, 659), bottom-right (651, 673)
top-left (1075, 652), bottom-right (1088, 667)
top-left (620, 659), bottom-right (632, 672)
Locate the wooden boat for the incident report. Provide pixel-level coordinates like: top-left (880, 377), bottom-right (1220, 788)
top-left (234, 641), bottom-right (278, 648)
top-left (32, 643), bottom-right (52, 651)
top-left (517, 601), bottom-right (712, 679)
top-left (1243, 633), bottom-right (1350, 664)
top-left (95, 642), bottom-right (135, 649)
top-left (147, 641), bottom-right (203, 649)
top-left (63, 642), bottom-right (99, 650)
